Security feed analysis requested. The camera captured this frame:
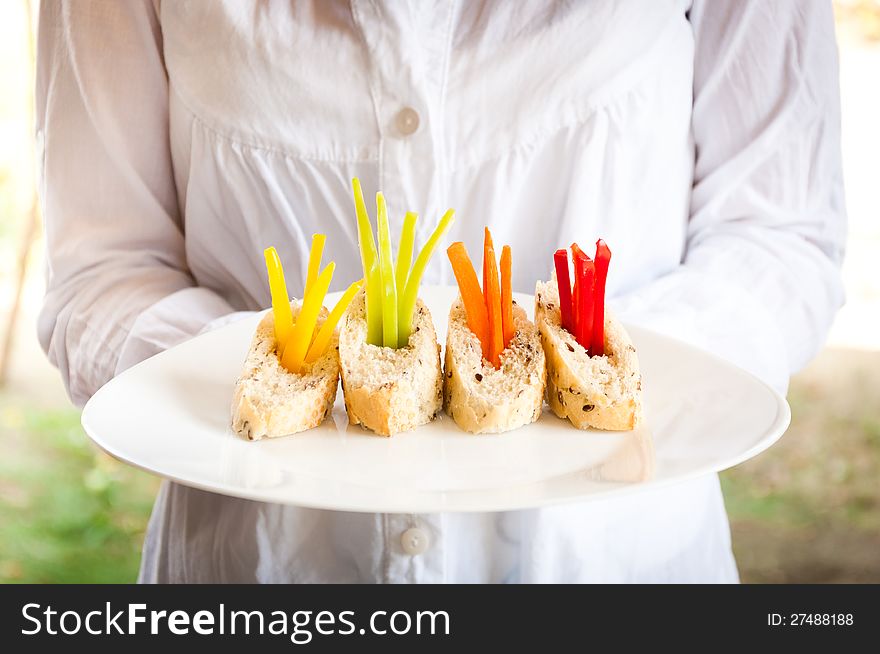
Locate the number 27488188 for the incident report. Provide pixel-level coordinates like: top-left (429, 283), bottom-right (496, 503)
top-left (768, 614), bottom-right (854, 626)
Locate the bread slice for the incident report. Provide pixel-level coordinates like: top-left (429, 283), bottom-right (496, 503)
top-left (231, 303), bottom-right (338, 441)
top-left (443, 298), bottom-right (545, 433)
top-left (534, 277), bottom-right (643, 430)
top-left (338, 288), bottom-right (443, 436)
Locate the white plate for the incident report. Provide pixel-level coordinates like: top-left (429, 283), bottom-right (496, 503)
top-left (81, 286), bottom-right (790, 513)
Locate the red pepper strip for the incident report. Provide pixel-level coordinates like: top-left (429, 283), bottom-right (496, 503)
top-left (572, 254), bottom-right (581, 341)
top-left (580, 261), bottom-right (595, 353)
top-left (591, 239), bottom-right (611, 357)
top-left (553, 248), bottom-right (573, 332)
top-left (571, 243), bottom-right (594, 353)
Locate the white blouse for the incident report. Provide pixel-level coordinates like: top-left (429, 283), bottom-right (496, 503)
top-left (36, 0), bottom-right (845, 583)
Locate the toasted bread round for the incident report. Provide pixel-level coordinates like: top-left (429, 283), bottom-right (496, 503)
top-left (339, 288), bottom-right (443, 436)
top-left (443, 298), bottom-right (545, 434)
top-left (231, 303), bottom-right (339, 441)
top-left (535, 278), bottom-right (643, 431)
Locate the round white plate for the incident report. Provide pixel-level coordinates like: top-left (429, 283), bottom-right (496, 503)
top-left (81, 286), bottom-right (790, 513)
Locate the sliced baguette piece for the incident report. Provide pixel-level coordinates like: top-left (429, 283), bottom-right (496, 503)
top-left (231, 302), bottom-right (338, 441)
top-left (339, 288), bottom-right (443, 436)
top-left (443, 297), bottom-right (545, 434)
top-left (535, 276), bottom-right (643, 431)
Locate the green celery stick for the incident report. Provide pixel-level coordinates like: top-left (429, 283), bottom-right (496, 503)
top-left (352, 178), bottom-right (383, 346)
top-left (398, 208), bottom-right (456, 344)
top-left (395, 211), bottom-right (418, 300)
top-left (366, 261), bottom-right (382, 345)
top-left (376, 193), bottom-right (398, 349)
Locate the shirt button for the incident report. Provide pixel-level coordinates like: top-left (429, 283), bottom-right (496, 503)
top-left (400, 527), bottom-right (429, 555)
top-left (395, 107), bottom-right (420, 136)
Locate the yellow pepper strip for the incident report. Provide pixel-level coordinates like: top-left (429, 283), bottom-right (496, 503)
top-left (395, 211), bottom-right (418, 300)
top-left (263, 246), bottom-right (294, 354)
top-left (304, 278), bottom-right (364, 365)
top-left (304, 233), bottom-right (326, 296)
top-left (398, 208), bottom-right (455, 345)
top-left (376, 193), bottom-right (398, 349)
top-left (281, 262), bottom-right (336, 373)
top-left (352, 178), bottom-right (383, 346)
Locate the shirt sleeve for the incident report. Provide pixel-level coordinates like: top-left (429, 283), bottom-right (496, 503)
top-left (36, 0), bottom-right (235, 407)
top-left (613, 0), bottom-right (846, 393)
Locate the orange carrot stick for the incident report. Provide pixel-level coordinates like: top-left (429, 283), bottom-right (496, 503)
top-left (483, 227), bottom-right (494, 300)
top-left (485, 243), bottom-right (503, 368)
top-left (447, 242), bottom-right (490, 361)
top-left (500, 245), bottom-right (514, 349)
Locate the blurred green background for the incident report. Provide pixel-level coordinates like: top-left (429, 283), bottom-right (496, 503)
top-left (2, 1), bottom-right (879, 583)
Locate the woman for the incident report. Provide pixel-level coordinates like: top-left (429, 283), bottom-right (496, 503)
top-left (37, 0), bottom-right (845, 583)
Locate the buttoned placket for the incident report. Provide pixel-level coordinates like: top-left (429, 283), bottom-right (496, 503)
top-left (352, 0), bottom-right (456, 582)
top-left (351, 0), bottom-right (456, 276)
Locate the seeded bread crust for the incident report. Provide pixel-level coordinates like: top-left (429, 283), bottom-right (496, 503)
top-left (231, 303), bottom-right (339, 441)
top-left (535, 278), bottom-right (643, 431)
top-left (339, 288), bottom-right (443, 436)
top-left (443, 298), bottom-right (545, 434)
